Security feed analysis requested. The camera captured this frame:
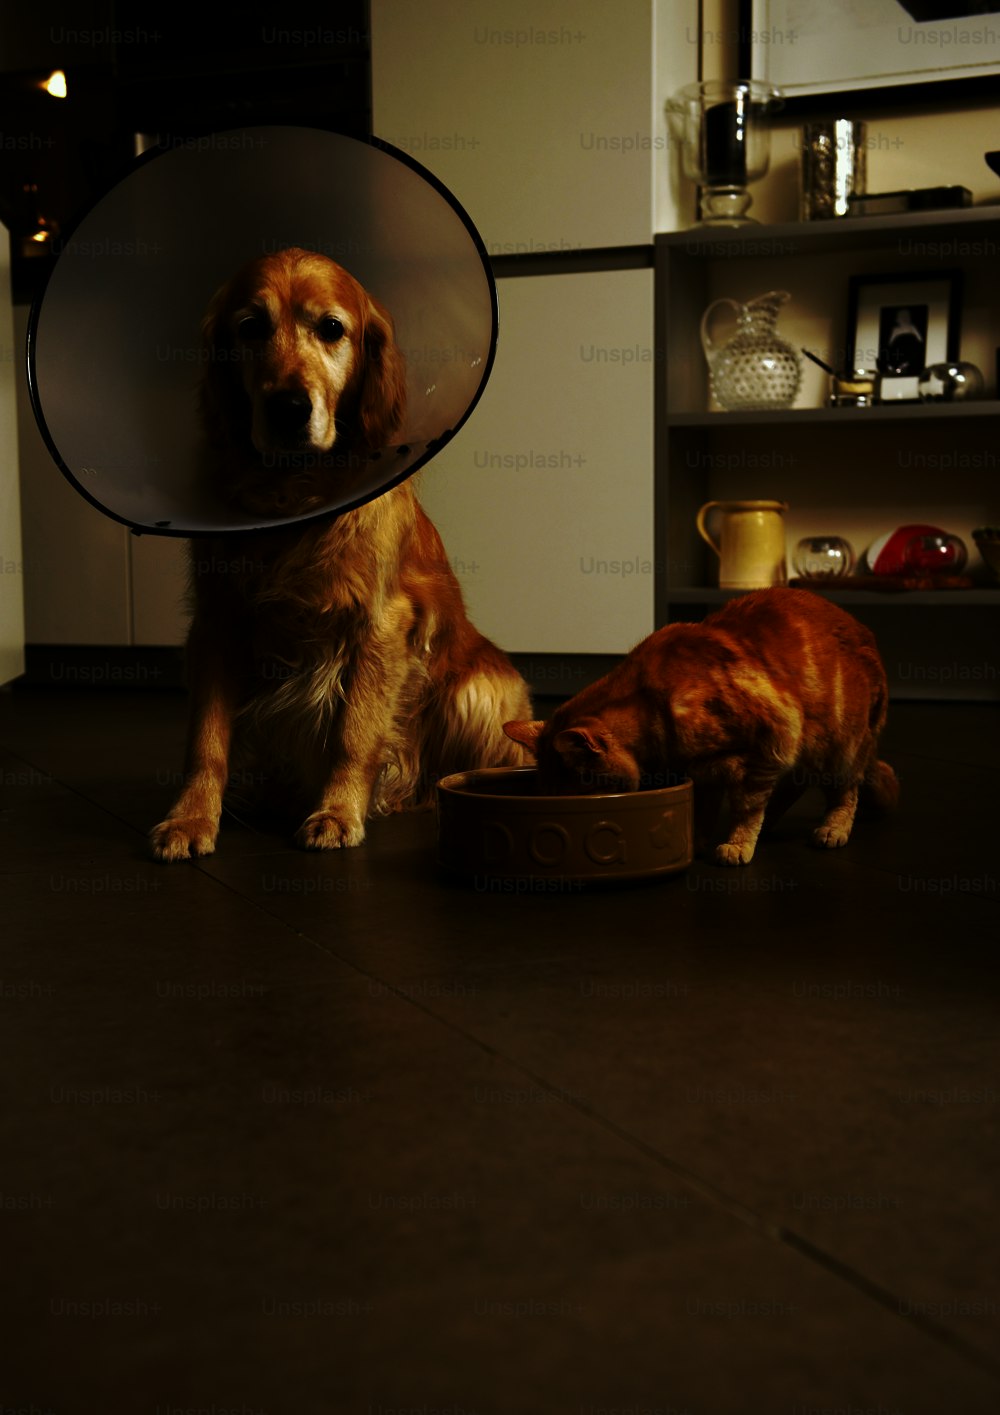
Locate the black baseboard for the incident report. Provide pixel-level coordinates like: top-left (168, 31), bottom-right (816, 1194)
top-left (510, 653), bottom-right (622, 703)
top-left (15, 645), bottom-right (187, 691)
top-left (9, 644), bottom-right (997, 706)
top-left (12, 646), bottom-right (620, 703)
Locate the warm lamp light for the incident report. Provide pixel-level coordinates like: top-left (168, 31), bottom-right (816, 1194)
top-left (19, 183), bottom-right (58, 254)
top-left (41, 70), bottom-right (68, 98)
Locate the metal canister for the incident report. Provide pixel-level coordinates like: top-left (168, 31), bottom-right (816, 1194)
top-left (800, 119), bottom-right (866, 220)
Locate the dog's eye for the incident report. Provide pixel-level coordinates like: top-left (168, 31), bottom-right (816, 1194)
top-left (318, 316), bottom-right (345, 344)
top-left (235, 314), bottom-right (268, 342)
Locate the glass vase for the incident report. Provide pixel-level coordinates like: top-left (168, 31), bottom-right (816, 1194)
top-left (666, 79), bottom-right (782, 227)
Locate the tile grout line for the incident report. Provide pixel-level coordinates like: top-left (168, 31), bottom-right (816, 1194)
top-left (173, 866), bottom-right (1000, 1388)
top-left (383, 931), bottom-right (1000, 1380)
top-left (365, 977), bottom-right (1000, 1385)
top-left (7, 740), bottom-right (1000, 1385)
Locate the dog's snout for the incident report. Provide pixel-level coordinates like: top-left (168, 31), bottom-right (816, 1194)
top-left (265, 390), bottom-right (313, 437)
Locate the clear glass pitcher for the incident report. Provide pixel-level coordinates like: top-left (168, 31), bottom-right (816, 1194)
top-left (700, 290), bottom-right (802, 411)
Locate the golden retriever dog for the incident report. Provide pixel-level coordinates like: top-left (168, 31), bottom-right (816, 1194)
top-left (150, 247), bottom-right (530, 860)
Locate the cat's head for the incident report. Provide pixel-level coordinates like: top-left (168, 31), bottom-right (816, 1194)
top-left (503, 716), bottom-right (642, 794)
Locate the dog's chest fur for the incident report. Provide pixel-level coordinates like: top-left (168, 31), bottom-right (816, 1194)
top-left (193, 502), bottom-right (425, 790)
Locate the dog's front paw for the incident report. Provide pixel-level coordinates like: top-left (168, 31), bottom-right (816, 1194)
top-left (714, 840), bottom-right (755, 867)
top-left (295, 811), bottom-right (366, 850)
top-left (150, 816), bottom-right (218, 862)
top-left (813, 822), bottom-right (851, 849)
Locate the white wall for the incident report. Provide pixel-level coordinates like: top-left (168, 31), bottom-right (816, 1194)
top-left (371, 0), bottom-right (697, 652)
top-left (417, 267), bottom-right (656, 654)
top-left (370, 0), bottom-right (657, 253)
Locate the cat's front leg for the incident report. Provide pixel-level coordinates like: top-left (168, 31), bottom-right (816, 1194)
top-left (715, 774), bottom-right (778, 866)
top-left (814, 783), bottom-right (860, 849)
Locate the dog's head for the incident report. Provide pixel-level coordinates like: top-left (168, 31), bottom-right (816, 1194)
top-left (199, 248), bottom-right (407, 514)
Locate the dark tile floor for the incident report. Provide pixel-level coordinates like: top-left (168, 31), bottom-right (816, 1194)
top-left (2, 685), bottom-right (999, 1414)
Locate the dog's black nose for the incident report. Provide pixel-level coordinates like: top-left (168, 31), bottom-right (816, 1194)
top-left (265, 390), bottom-right (312, 437)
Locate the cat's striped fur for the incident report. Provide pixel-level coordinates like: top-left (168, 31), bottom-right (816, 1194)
top-left (504, 588), bottom-right (898, 866)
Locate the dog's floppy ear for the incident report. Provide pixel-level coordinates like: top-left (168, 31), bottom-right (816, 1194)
top-left (503, 720), bottom-right (544, 753)
top-left (197, 279), bottom-right (244, 445)
top-left (357, 294), bottom-right (407, 451)
top-left (199, 280), bottom-right (229, 352)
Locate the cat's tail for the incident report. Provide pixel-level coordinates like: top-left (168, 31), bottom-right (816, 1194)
top-left (858, 759), bottom-right (899, 818)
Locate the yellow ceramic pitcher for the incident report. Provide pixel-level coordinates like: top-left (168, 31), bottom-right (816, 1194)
top-left (696, 499), bottom-right (789, 589)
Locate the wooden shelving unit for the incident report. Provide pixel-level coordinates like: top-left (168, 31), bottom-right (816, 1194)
top-left (654, 208), bottom-right (1000, 699)
top-left (668, 587), bottom-right (1000, 607)
top-left (670, 401), bottom-right (1000, 427)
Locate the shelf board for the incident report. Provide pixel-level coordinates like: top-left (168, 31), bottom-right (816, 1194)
top-left (668, 586), bottom-right (1000, 607)
top-left (668, 401), bottom-right (1000, 428)
top-left (656, 205), bottom-right (1000, 258)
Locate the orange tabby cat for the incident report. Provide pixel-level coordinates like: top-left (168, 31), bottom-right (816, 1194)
top-left (503, 587), bottom-right (898, 866)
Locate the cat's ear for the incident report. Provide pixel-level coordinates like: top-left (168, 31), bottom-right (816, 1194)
top-left (503, 720), bottom-right (544, 752)
top-left (552, 725), bottom-right (611, 762)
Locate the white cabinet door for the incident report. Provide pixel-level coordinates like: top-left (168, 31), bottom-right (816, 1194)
top-left (417, 266), bottom-right (655, 654)
top-left (13, 308), bottom-right (130, 648)
top-left (371, 0), bottom-right (656, 252)
top-left (131, 534), bottom-right (188, 647)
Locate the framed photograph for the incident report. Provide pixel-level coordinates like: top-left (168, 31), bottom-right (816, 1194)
top-left (740, 1), bottom-right (1000, 108)
top-left (846, 270), bottom-right (962, 401)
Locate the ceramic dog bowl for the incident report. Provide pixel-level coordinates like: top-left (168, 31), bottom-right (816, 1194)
top-left (436, 767), bottom-right (692, 885)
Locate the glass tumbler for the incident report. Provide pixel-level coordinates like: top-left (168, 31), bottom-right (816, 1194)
top-left (793, 536), bottom-right (855, 579)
